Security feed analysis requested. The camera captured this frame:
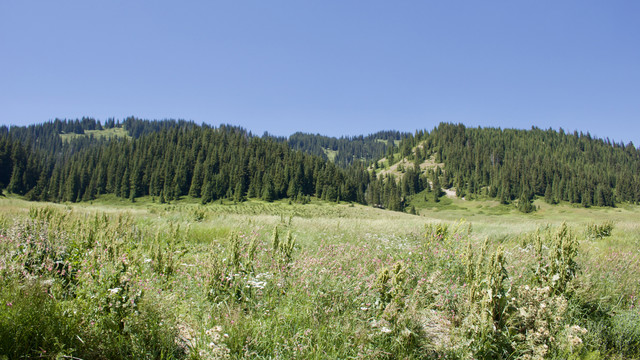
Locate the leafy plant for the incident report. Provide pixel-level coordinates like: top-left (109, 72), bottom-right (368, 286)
top-left (462, 245), bottom-right (513, 359)
top-left (532, 223), bottom-right (579, 295)
top-left (585, 221), bottom-right (614, 240)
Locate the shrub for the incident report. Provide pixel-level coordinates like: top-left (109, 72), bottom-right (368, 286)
top-left (461, 244), bottom-right (514, 359)
top-left (532, 223), bottom-right (579, 296)
top-left (508, 285), bottom-right (570, 359)
top-left (585, 221), bottom-right (614, 240)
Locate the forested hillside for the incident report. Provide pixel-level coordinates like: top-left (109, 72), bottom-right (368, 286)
top-left (0, 119), bottom-right (370, 204)
top-left (2, 119), bottom-right (639, 212)
top-left (388, 123), bottom-right (640, 209)
top-left (123, 117), bottom-right (407, 167)
top-left (286, 131), bottom-right (406, 167)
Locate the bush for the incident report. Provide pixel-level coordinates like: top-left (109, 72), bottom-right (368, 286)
top-left (461, 245), bottom-right (514, 359)
top-left (532, 223), bottom-right (579, 296)
top-left (585, 221), bottom-right (614, 240)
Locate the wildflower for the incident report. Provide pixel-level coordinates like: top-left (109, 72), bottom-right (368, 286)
top-left (380, 326), bottom-right (392, 334)
top-left (6, 302), bottom-right (12, 307)
top-left (568, 335), bottom-right (583, 346)
top-left (571, 325), bottom-right (588, 335)
top-left (247, 280), bottom-right (267, 289)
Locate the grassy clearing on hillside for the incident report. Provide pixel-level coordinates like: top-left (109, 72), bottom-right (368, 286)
top-left (1, 197), bottom-right (639, 359)
top-left (322, 147), bottom-right (338, 162)
top-left (59, 127), bottom-right (130, 142)
top-left (373, 155), bottom-right (444, 180)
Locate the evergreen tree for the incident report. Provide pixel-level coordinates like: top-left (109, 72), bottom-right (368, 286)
top-left (262, 181), bottom-right (275, 202)
top-left (517, 190), bottom-right (535, 213)
top-left (544, 183), bottom-right (556, 204)
top-left (432, 172), bottom-right (442, 203)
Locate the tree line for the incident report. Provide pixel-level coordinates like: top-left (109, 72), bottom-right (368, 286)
top-left (391, 123), bottom-right (640, 209)
top-left (286, 130), bottom-right (406, 167)
top-left (0, 119), bottom-right (372, 205)
top-left (2, 118), bottom-right (639, 212)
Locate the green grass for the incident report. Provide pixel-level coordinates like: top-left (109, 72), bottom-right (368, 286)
top-left (1, 196), bottom-right (639, 359)
top-left (59, 127), bottom-right (130, 142)
top-left (321, 147), bottom-right (338, 162)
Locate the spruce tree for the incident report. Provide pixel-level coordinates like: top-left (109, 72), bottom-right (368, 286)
top-left (432, 172), bottom-right (442, 202)
top-left (544, 183), bottom-right (555, 204)
top-left (517, 190), bottom-right (535, 213)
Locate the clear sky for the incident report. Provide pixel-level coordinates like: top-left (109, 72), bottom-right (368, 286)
top-left (1, 1), bottom-right (639, 145)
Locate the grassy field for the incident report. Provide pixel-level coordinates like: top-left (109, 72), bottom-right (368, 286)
top-left (1, 195), bottom-right (639, 359)
top-left (322, 147), bottom-right (338, 162)
top-left (59, 127), bottom-right (130, 142)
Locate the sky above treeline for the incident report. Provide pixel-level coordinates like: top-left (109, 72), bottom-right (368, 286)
top-left (1, 1), bottom-right (639, 145)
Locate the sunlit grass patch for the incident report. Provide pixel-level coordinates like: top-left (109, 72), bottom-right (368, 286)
top-left (59, 127), bottom-right (130, 142)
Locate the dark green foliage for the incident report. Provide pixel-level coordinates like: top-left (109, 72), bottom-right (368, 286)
top-left (432, 170), bottom-right (442, 203)
top-left (585, 221), bottom-right (614, 240)
top-left (544, 183), bottom-right (557, 204)
top-left (0, 119), bottom-right (369, 205)
top-left (364, 173), bottom-right (409, 211)
top-left (122, 116), bottom-right (196, 138)
top-left (403, 123), bottom-right (640, 207)
top-left (2, 119), bottom-right (639, 212)
top-left (517, 190), bottom-right (535, 213)
top-left (286, 130), bottom-right (407, 167)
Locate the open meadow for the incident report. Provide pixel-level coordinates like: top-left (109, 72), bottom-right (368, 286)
top-left (1, 195), bottom-right (639, 359)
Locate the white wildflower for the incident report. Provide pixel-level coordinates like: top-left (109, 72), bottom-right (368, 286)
top-left (571, 325), bottom-right (588, 334)
top-left (247, 280), bottom-right (267, 289)
top-left (568, 335), bottom-right (583, 346)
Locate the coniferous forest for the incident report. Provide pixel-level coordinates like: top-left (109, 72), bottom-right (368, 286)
top-left (1, 118), bottom-right (639, 211)
top-left (393, 123), bottom-right (640, 207)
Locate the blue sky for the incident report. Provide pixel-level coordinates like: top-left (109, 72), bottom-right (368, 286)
top-left (1, 1), bottom-right (639, 145)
